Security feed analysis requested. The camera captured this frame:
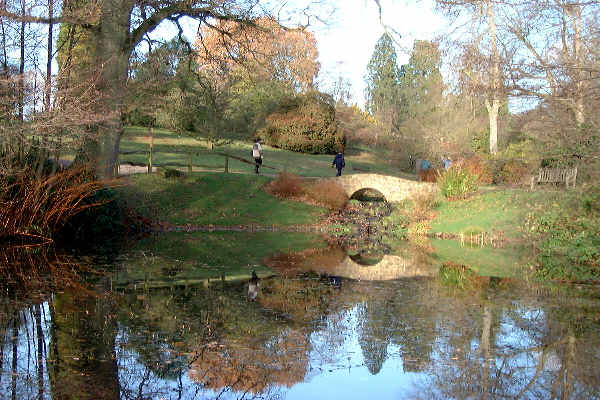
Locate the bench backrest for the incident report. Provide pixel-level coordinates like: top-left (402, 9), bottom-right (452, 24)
top-left (537, 167), bottom-right (577, 182)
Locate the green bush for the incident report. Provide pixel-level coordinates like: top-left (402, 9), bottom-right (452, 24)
top-left (528, 186), bottom-right (600, 281)
top-left (498, 159), bottom-right (530, 185)
top-left (259, 90), bottom-right (344, 154)
top-left (437, 165), bottom-right (479, 199)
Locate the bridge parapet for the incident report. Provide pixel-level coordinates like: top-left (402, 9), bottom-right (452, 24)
top-left (323, 173), bottom-right (438, 202)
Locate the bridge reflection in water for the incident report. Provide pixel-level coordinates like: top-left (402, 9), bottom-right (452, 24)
top-left (265, 243), bottom-right (438, 281)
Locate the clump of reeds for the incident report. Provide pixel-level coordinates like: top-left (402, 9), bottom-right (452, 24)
top-left (410, 190), bottom-right (441, 222)
top-left (267, 172), bottom-right (305, 198)
top-left (438, 262), bottom-right (489, 291)
top-left (303, 179), bottom-right (348, 211)
top-left (267, 173), bottom-right (348, 211)
top-left (0, 167), bottom-right (108, 241)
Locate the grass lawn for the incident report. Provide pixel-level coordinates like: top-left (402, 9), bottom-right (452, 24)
top-left (429, 188), bottom-right (564, 240)
top-left (120, 126), bottom-right (415, 179)
top-left (117, 172), bottom-right (326, 226)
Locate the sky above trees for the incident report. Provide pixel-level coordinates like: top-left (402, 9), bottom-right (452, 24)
top-left (314, 0), bottom-right (443, 107)
top-left (151, 0), bottom-right (444, 108)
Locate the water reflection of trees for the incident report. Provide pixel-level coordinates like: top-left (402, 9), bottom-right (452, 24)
top-left (0, 246), bottom-right (117, 400)
top-left (2, 245), bottom-right (600, 400)
top-left (407, 277), bottom-right (600, 399)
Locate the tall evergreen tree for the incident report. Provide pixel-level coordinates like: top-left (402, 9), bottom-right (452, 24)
top-left (400, 40), bottom-right (443, 118)
top-left (364, 33), bottom-right (402, 138)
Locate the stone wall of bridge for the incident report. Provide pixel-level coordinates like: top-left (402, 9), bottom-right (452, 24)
top-left (322, 173), bottom-right (438, 202)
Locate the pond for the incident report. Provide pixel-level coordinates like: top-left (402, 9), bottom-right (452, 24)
top-left (1, 232), bottom-right (599, 400)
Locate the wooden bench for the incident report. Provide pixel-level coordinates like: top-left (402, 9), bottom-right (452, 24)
top-left (530, 167), bottom-right (577, 190)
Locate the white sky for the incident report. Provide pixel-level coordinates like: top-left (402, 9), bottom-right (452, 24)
top-left (312, 0), bottom-right (445, 107)
top-left (163, 0), bottom-right (446, 109)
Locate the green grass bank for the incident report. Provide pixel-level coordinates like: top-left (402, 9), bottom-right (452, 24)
top-left (116, 172), bottom-right (326, 227)
top-left (119, 126), bottom-right (414, 178)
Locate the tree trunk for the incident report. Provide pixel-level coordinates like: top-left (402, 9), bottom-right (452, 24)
top-left (569, 4), bottom-right (585, 125)
top-left (45, 0), bottom-right (53, 112)
top-left (93, 0), bottom-right (132, 178)
top-left (486, 0), bottom-right (500, 155)
top-left (0, 17), bottom-right (7, 70)
top-left (485, 99), bottom-right (499, 155)
top-left (35, 304), bottom-right (45, 400)
top-left (480, 304), bottom-right (492, 399)
top-left (19, 0), bottom-right (26, 122)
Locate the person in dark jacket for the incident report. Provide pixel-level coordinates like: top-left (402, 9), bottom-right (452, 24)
top-left (332, 152), bottom-right (345, 176)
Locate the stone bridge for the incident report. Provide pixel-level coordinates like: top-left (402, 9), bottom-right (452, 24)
top-left (322, 173), bottom-right (438, 202)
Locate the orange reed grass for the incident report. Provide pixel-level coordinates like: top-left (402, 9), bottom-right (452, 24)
top-left (0, 167), bottom-right (112, 241)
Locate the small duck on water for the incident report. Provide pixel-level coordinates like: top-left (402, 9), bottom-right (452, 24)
top-left (248, 271), bottom-right (260, 301)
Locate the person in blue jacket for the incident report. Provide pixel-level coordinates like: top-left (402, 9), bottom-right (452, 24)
top-left (332, 152), bottom-right (345, 176)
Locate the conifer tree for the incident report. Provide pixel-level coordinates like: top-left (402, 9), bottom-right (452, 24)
top-left (364, 32), bottom-right (403, 140)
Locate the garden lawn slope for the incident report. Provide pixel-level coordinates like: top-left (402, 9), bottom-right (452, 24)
top-left (429, 188), bottom-right (563, 240)
top-left (118, 172), bottom-right (326, 227)
top-left (120, 126), bottom-right (415, 178)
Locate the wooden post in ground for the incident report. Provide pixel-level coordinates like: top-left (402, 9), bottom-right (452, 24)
top-left (224, 154), bottom-right (229, 173)
top-left (188, 152), bottom-right (193, 174)
top-left (147, 126), bottom-right (153, 174)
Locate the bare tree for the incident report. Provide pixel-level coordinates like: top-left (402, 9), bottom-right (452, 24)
top-left (436, 0), bottom-right (507, 155)
top-left (1, 0), bottom-right (333, 178)
top-left (437, 0), bottom-right (600, 161)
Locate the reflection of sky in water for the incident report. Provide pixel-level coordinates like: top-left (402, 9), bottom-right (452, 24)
top-left (288, 306), bottom-right (419, 400)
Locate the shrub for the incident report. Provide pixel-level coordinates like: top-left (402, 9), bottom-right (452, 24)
top-left (528, 186), bottom-right (600, 281)
top-left (418, 168), bottom-right (439, 182)
top-left (268, 172), bottom-right (305, 198)
top-left (499, 159), bottom-right (530, 185)
top-left (259, 90), bottom-right (345, 154)
top-left (303, 180), bottom-right (348, 211)
top-left (437, 164), bottom-right (479, 199)
top-left (410, 190), bottom-right (441, 222)
top-left (462, 156), bottom-right (493, 185)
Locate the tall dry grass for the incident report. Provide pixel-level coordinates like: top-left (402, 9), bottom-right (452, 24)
top-left (266, 172), bottom-right (348, 211)
top-left (303, 179), bottom-right (348, 211)
top-left (267, 172), bottom-right (305, 198)
top-left (0, 167), bottom-right (109, 241)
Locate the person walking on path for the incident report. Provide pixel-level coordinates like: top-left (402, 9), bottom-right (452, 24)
top-left (332, 151), bottom-right (345, 176)
top-left (441, 156), bottom-right (452, 170)
top-left (251, 139), bottom-right (263, 174)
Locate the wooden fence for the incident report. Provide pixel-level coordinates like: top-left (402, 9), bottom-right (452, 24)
top-left (117, 148), bottom-right (277, 175)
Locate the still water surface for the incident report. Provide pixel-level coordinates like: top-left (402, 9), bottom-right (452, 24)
top-left (1, 232), bottom-right (599, 399)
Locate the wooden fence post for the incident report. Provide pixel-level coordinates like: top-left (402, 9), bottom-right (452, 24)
top-left (188, 152), bottom-right (193, 174)
top-left (224, 154), bottom-right (229, 173)
top-left (147, 126), bottom-right (153, 174)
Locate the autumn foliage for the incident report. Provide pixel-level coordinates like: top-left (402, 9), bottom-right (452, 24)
top-left (266, 173), bottom-right (348, 211)
top-left (195, 17), bottom-right (320, 91)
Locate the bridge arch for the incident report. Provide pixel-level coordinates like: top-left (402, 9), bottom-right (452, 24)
top-left (349, 187), bottom-right (386, 202)
top-left (323, 173), bottom-right (438, 203)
